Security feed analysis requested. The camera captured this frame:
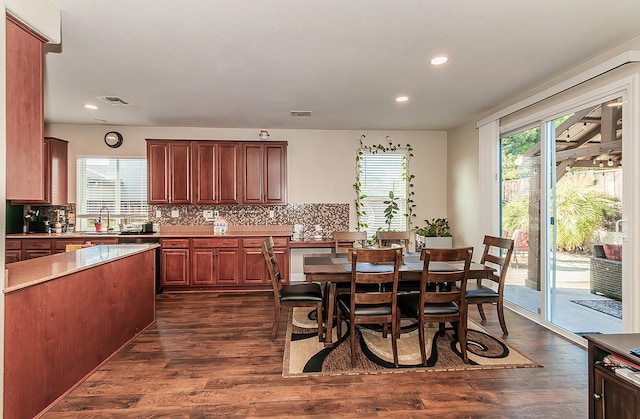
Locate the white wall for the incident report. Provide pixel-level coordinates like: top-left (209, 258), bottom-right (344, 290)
top-left (45, 124), bottom-right (448, 230)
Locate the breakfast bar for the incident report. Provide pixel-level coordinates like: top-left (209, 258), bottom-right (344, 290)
top-left (4, 244), bottom-right (158, 419)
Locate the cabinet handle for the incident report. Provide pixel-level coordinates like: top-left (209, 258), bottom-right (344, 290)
top-left (592, 393), bottom-right (602, 400)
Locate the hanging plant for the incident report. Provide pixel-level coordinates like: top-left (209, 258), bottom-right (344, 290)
top-left (354, 134), bottom-right (416, 235)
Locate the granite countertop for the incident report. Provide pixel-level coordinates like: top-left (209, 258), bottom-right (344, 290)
top-left (4, 244), bottom-right (159, 293)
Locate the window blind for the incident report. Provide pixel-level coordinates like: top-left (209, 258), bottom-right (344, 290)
top-left (359, 153), bottom-right (407, 236)
top-left (76, 157), bottom-right (148, 223)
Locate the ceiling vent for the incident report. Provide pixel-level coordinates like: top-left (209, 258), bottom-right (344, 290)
top-left (97, 95), bottom-right (130, 105)
top-left (290, 110), bottom-right (312, 117)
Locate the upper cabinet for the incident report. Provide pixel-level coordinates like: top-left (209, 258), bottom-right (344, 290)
top-left (147, 140), bottom-right (287, 206)
top-left (6, 15), bottom-right (47, 201)
top-left (147, 140), bottom-right (192, 204)
top-left (242, 142), bottom-right (287, 205)
top-left (193, 142), bottom-right (240, 204)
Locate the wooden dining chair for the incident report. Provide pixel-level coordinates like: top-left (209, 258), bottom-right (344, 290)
top-left (333, 231), bottom-right (367, 253)
top-left (262, 238), bottom-right (324, 341)
top-left (377, 231), bottom-right (411, 252)
top-left (396, 247), bottom-right (473, 365)
top-left (465, 235), bottom-right (514, 335)
top-left (336, 247), bottom-right (402, 367)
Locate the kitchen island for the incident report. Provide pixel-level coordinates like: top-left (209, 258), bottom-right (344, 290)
top-left (4, 244), bottom-right (158, 419)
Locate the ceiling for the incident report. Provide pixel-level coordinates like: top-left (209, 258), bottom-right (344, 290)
top-left (43, 0), bottom-right (640, 131)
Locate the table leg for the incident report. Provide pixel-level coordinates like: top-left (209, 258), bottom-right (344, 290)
top-left (324, 282), bottom-right (336, 347)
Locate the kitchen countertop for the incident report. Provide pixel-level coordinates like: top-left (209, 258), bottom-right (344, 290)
top-left (4, 244), bottom-right (159, 293)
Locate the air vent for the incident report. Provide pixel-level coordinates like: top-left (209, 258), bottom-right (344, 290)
top-left (290, 110), bottom-right (312, 117)
top-left (97, 95), bottom-right (130, 105)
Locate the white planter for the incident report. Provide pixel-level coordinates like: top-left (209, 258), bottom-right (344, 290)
top-left (416, 235), bottom-right (453, 250)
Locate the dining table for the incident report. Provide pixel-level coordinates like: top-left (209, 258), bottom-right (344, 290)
top-left (303, 251), bottom-right (496, 347)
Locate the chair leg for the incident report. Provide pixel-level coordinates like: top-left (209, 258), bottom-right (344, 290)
top-left (438, 322), bottom-right (445, 336)
top-left (350, 315), bottom-right (357, 368)
top-left (419, 318), bottom-right (427, 366)
top-left (382, 322), bottom-right (388, 338)
top-left (391, 321), bottom-right (399, 368)
top-left (476, 303), bottom-right (487, 322)
top-left (316, 302), bottom-right (324, 341)
top-left (496, 302), bottom-right (508, 335)
top-left (336, 307), bottom-right (343, 339)
top-left (458, 317), bottom-right (469, 364)
top-left (270, 306), bottom-right (281, 341)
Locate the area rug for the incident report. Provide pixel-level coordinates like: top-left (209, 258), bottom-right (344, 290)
top-left (570, 299), bottom-right (622, 319)
top-left (283, 308), bottom-right (541, 377)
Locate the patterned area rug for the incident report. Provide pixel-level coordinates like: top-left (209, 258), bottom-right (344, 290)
top-left (283, 308), bottom-right (541, 377)
top-left (570, 299), bottom-right (622, 319)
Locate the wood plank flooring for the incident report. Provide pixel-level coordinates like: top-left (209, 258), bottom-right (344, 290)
top-left (42, 292), bottom-right (588, 418)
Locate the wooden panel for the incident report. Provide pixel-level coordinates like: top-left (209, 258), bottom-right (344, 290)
top-left (193, 142), bottom-right (217, 204)
top-left (170, 142), bottom-right (192, 204)
top-left (242, 143), bottom-right (264, 204)
top-left (191, 249), bottom-right (216, 286)
top-left (48, 137), bottom-right (69, 205)
top-left (192, 238), bottom-right (239, 248)
top-left (53, 239), bottom-right (88, 253)
top-left (3, 249), bottom-right (155, 419)
top-left (6, 15), bottom-right (45, 201)
top-left (242, 237), bottom-right (288, 248)
top-left (6, 239), bottom-right (22, 250)
top-left (23, 239), bottom-right (51, 250)
top-left (161, 239), bottom-right (190, 248)
top-left (218, 142), bottom-right (240, 204)
top-left (264, 143), bottom-right (287, 204)
top-left (216, 248), bottom-right (239, 285)
top-left (5, 250), bottom-right (22, 264)
top-left (147, 142), bottom-right (169, 204)
top-left (160, 249), bottom-right (189, 286)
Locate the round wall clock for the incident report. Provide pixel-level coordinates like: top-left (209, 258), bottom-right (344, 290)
top-left (104, 131), bottom-right (124, 148)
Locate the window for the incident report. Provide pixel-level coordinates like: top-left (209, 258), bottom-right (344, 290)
top-left (358, 153), bottom-right (408, 236)
top-left (76, 157), bottom-right (148, 230)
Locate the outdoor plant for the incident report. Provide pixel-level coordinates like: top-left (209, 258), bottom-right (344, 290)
top-left (415, 218), bottom-right (451, 237)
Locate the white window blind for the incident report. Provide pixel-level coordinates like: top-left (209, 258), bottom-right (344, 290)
top-left (359, 153), bottom-right (408, 236)
top-left (76, 157), bottom-right (148, 229)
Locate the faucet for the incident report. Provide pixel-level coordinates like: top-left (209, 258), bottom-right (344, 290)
top-left (99, 206), bottom-right (110, 232)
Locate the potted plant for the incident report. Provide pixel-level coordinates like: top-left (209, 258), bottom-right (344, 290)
top-left (415, 218), bottom-right (452, 249)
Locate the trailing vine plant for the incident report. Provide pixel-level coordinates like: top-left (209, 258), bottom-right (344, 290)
top-left (354, 135), bottom-right (416, 240)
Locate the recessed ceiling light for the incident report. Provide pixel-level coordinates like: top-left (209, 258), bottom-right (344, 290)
top-left (430, 56), bottom-right (449, 66)
top-left (396, 96), bottom-right (409, 102)
top-left (84, 104), bottom-right (98, 110)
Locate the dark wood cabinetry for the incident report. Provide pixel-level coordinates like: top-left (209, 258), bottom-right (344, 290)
top-left (160, 239), bottom-right (190, 287)
top-left (5, 240), bottom-right (22, 264)
top-left (586, 333), bottom-right (640, 418)
top-left (243, 142), bottom-right (287, 204)
top-left (147, 141), bottom-right (192, 204)
top-left (22, 239), bottom-right (52, 260)
top-left (193, 142), bottom-right (240, 204)
top-left (147, 140), bottom-right (287, 206)
top-left (191, 238), bottom-right (240, 286)
top-left (6, 14), bottom-right (47, 201)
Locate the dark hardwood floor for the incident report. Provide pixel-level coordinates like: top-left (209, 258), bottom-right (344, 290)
top-left (43, 292), bottom-right (588, 418)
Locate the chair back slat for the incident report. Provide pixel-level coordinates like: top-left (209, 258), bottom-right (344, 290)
top-left (479, 235), bottom-right (514, 286)
top-left (377, 231), bottom-right (411, 252)
top-left (333, 231), bottom-right (367, 253)
top-left (420, 247), bottom-right (473, 305)
top-left (262, 238), bottom-right (283, 294)
top-left (350, 248), bottom-right (402, 306)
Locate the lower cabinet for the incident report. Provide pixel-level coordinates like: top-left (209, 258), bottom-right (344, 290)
top-left (191, 238), bottom-right (240, 286)
top-left (6, 240), bottom-right (22, 264)
top-left (160, 239), bottom-right (190, 287)
top-left (241, 237), bottom-right (289, 285)
top-left (23, 240), bottom-right (52, 260)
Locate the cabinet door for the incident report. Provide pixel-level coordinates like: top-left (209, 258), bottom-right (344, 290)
top-left (6, 16), bottom-right (45, 201)
top-left (160, 249), bottom-right (190, 286)
top-left (264, 143), bottom-right (287, 204)
top-left (216, 248), bottom-right (240, 285)
top-left (5, 250), bottom-right (22, 264)
top-left (242, 247), bottom-right (269, 285)
top-left (48, 137), bottom-right (69, 206)
top-left (218, 143), bottom-right (240, 204)
top-left (23, 250), bottom-right (52, 260)
top-left (243, 143), bottom-right (264, 204)
top-left (169, 142), bottom-right (192, 204)
top-left (147, 142), bottom-right (170, 204)
top-left (193, 142), bottom-right (218, 204)
top-left (594, 367), bottom-right (639, 419)
top-left (191, 249), bottom-right (216, 286)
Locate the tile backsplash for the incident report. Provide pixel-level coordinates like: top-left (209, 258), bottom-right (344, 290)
top-left (33, 203), bottom-right (350, 238)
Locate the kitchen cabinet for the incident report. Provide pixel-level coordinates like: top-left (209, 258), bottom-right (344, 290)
top-left (160, 239), bottom-right (190, 287)
top-left (6, 15), bottom-right (47, 201)
top-left (241, 237), bottom-right (289, 285)
top-left (193, 142), bottom-right (240, 204)
top-left (243, 142), bottom-right (287, 204)
top-left (585, 333), bottom-right (640, 418)
top-left (12, 137), bottom-right (69, 205)
top-left (5, 240), bottom-right (22, 264)
top-left (147, 141), bottom-right (192, 204)
top-left (22, 239), bottom-right (52, 260)
top-left (191, 238), bottom-right (240, 286)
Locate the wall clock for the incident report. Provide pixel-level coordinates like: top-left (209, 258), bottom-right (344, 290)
top-left (104, 131), bottom-right (124, 148)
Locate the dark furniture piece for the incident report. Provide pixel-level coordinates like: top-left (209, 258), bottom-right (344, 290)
top-left (397, 247), bottom-right (473, 365)
top-left (263, 238), bottom-right (323, 341)
top-left (590, 244), bottom-right (622, 301)
top-left (377, 231), bottom-right (411, 252)
top-left (465, 235), bottom-right (514, 335)
top-left (584, 333), bottom-right (640, 419)
top-left (336, 247), bottom-right (403, 367)
top-left (333, 231), bottom-right (367, 253)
